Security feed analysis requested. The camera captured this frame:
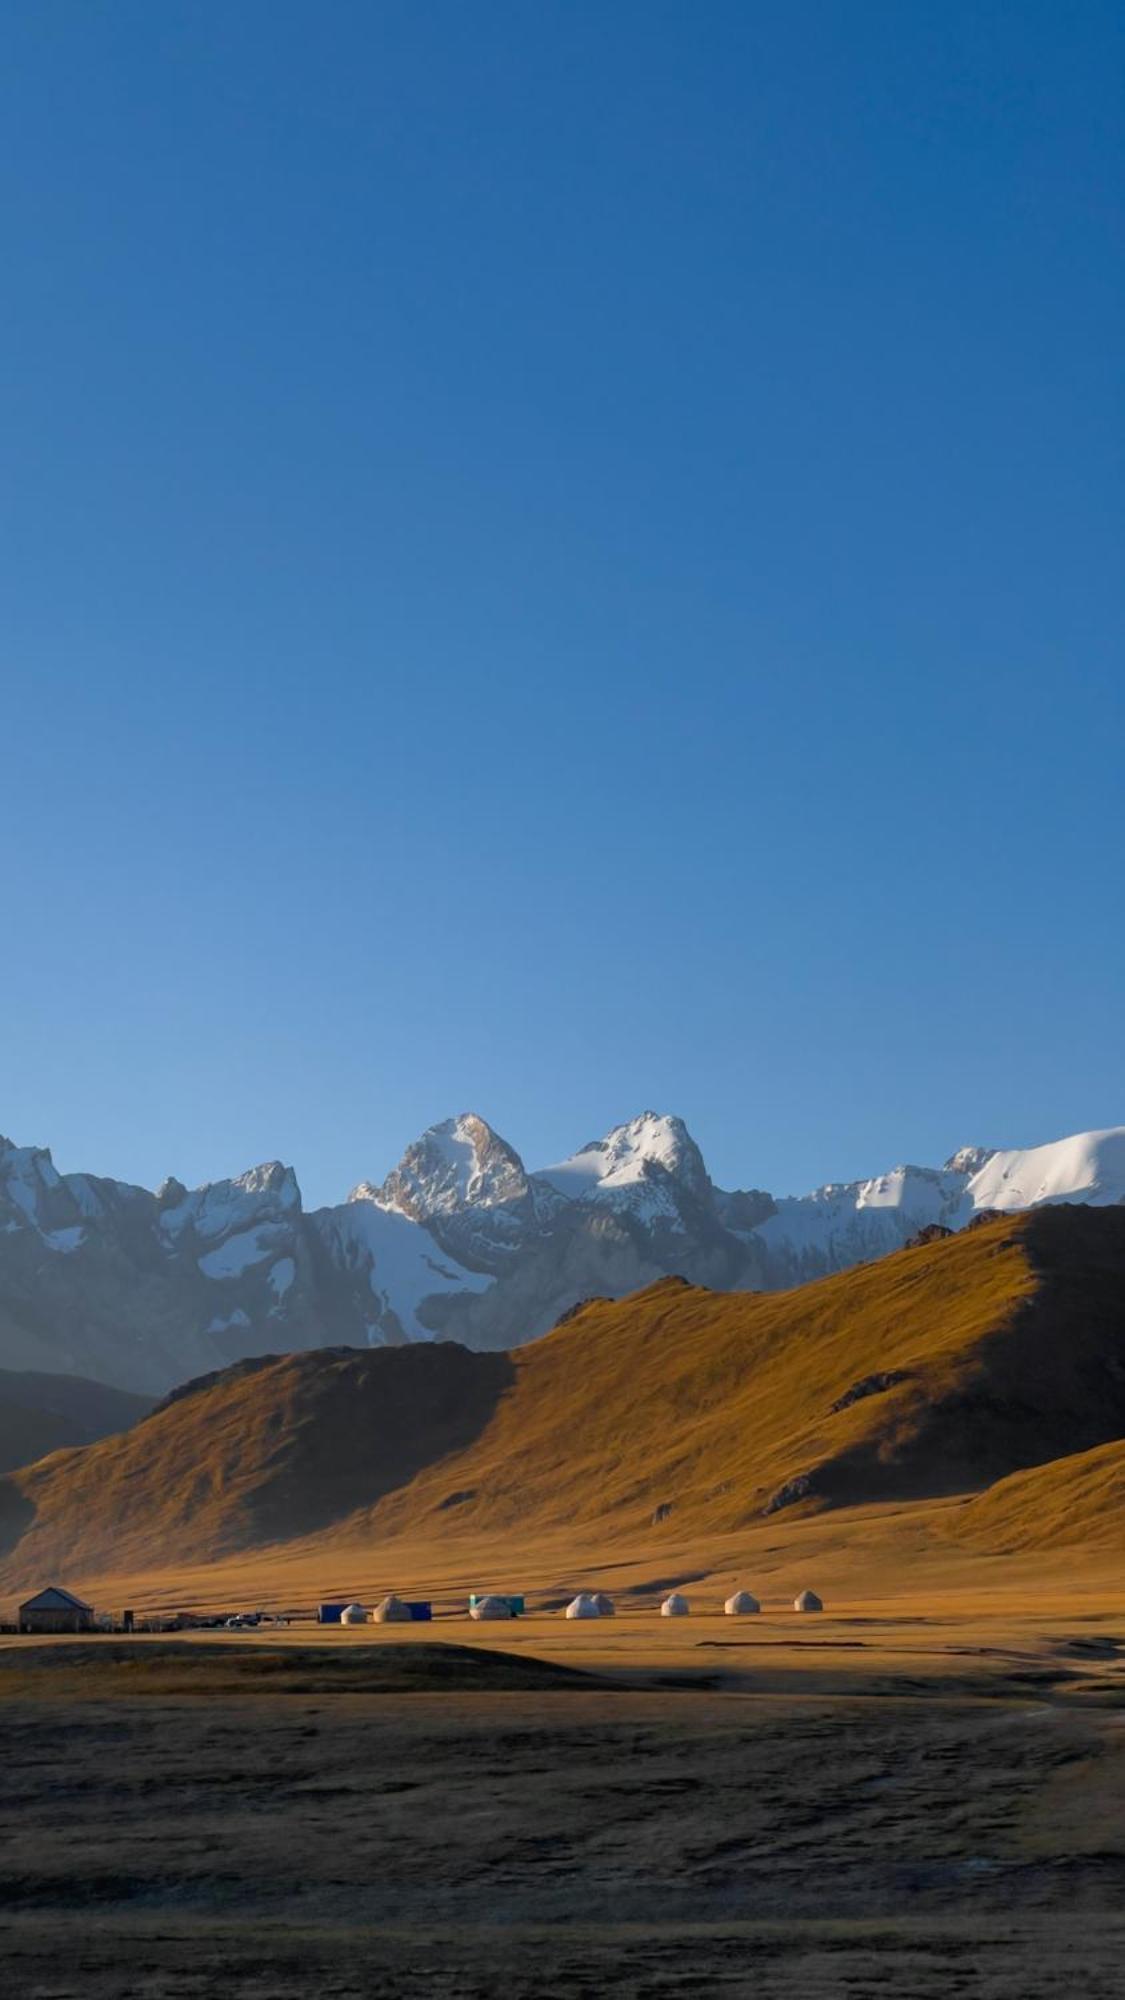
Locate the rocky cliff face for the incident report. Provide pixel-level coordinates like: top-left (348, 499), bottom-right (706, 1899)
top-left (0, 1119), bottom-right (1120, 1394)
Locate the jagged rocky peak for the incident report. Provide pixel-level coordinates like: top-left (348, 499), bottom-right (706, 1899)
top-left (231, 1160), bottom-right (301, 1204)
top-left (157, 1160), bottom-right (302, 1244)
top-left (0, 1140), bottom-right (65, 1224)
top-left (944, 1145), bottom-right (996, 1176)
top-left (535, 1111), bottom-right (712, 1207)
top-left (0, 1137), bottom-right (59, 1185)
top-left (357, 1114), bottom-right (531, 1222)
top-left (713, 1185), bottom-right (778, 1232)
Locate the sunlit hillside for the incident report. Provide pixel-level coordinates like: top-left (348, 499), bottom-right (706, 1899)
top-left (2, 1206), bottom-right (1123, 1605)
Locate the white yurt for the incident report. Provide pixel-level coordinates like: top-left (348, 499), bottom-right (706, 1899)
top-left (794, 1589), bottom-right (824, 1612)
top-left (565, 1593), bottom-right (600, 1620)
top-left (660, 1592), bottom-right (690, 1617)
top-left (592, 1592), bottom-right (615, 1617)
top-left (372, 1593), bottom-right (412, 1624)
top-left (340, 1603), bottom-right (368, 1626)
top-left (469, 1594), bottom-right (512, 1620)
top-left (724, 1590), bottom-right (760, 1615)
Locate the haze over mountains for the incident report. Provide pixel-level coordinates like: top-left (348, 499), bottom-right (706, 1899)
top-left (0, 1114), bottom-right (1121, 1394)
top-left (0, 1372), bottom-right (151, 1477)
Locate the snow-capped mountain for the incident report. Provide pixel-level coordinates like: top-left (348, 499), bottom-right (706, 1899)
top-left (751, 1128), bottom-right (1125, 1288)
top-left (0, 1119), bottom-right (1120, 1394)
top-left (353, 1112), bottom-right (560, 1269)
top-left (536, 1112), bottom-right (713, 1223)
top-left (0, 1137), bottom-right (484, 1392)
top-left (361, 1112), bottom-right (532, 1224)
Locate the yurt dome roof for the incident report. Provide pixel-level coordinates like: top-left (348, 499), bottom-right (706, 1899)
top-left (724, 1590), bottom-right (760, 1614)
top-left (373, 1594), bottom-right (412, 1622)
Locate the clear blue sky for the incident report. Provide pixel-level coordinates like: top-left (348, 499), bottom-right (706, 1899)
top-left (1, 1), bottom-right (1121, 1207)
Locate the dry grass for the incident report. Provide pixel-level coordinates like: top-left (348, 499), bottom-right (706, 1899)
top-left (946, 1434), bottom-right (1125, 1554)
top-left (2, 1637), bottom-right (1125, 1996)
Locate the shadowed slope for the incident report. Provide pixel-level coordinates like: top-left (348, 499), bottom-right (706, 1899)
top-left (0, 1371), bottom-right (152, 1474)
top-left (1, 1208), bottom-right (1123, 1587)
top-left (0, 1344), bottom-right (512, 1576)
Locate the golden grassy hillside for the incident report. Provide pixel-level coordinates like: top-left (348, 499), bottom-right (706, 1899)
top-left (946, 1434), bottom-right (1125, 1554)
top-left (1, 1205), bottom-right (1122, 1593)
top-left (364, 1204), bottom-right (1125, 1544)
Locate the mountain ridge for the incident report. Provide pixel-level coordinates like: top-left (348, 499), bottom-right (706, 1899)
top-left (0, 1118), bottom-right (1120, 1394)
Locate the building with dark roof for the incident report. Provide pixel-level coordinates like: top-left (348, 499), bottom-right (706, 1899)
top-left (18, 1586), bottom-right (94, 1633)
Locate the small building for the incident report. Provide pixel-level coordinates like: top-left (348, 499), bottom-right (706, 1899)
top-left (318, 1602), bottom-right (346, 1625)
top-left (19, 1586), bottom-right (95, 1634)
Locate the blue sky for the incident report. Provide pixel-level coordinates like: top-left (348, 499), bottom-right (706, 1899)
top-left (1, 1), bottom-right (1121, 1206)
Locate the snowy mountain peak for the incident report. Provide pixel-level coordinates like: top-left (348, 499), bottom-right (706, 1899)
top-left (231, 1161), bottom-right (300, 1204)
top-left (0, 1139), bottom-right (75, 1244)
top-left (157, 1161), bottom-right (301, 1245)
top-left (534, 1111), bottom-right (712, 1221)
top-left (960, 1129), bottom-right (1125, 1213)
top-left (359, 1113), bottom-right (531, 1223)
top-left (0, 1138), bottom-right (59, 1187)
top-left (944, 1145), bottom-right (995, 1175)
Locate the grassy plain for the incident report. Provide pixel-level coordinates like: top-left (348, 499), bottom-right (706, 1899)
top-left (3, 1496), bottom-right (1124, 1997)
top-left (2, 1617), bottom-right (1125, 1998)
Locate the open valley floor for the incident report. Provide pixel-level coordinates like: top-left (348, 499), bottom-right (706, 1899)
top-left (2, 1605), bottom-right (1125, 1999)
